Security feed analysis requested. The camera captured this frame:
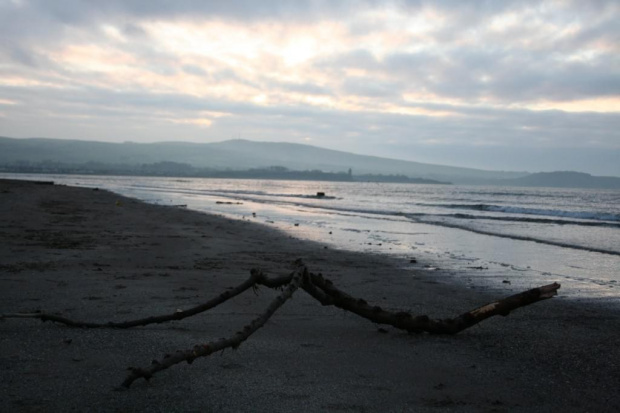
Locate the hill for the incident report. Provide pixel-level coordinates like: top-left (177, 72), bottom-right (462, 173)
top-left (504, 171), bottom-right (620, 189)
top-left (0, 137), bottom-right (526, 184)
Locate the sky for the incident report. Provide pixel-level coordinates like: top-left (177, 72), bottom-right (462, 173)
top-left (0, 0), bottom-right (619, 175)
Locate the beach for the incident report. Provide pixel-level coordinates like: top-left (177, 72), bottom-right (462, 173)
top-left (1, 179), bottom-right (618, 412)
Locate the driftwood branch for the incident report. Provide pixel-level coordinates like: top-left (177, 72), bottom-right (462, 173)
top-left (1, 261), bottom-right (561, 387)
top-left (0, 270), bottom-right (292, 328)
top-left (0, 266), bottom-right (559, 335)
top-left (120, 267), bottom-right (306, 388)
top-left (307, 273), bottom-right (560, 334)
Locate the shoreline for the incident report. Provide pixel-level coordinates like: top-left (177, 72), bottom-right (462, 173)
top-left (3, 172), bottom-right (618, 302)
top-left (1, 179), bottom-right (618, 412)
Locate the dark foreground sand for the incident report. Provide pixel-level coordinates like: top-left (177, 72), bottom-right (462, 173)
top-left (0, 179), bottom-right (618, 412)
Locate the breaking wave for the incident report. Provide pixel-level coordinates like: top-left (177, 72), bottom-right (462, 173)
top-left (424, 203), bottom-right (620, 222)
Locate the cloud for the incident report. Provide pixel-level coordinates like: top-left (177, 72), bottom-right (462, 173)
top-left (182, 65), bottom-right (208, 77)
top-left (0, 0), bottom-right (618, 175)
top-left (22, 0), bottom-right (359, 25)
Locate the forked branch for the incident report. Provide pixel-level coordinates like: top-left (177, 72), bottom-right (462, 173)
top-left (0, 262), bottom-right (561, 388)
top-left (120, 267), bottom-right (306, 388)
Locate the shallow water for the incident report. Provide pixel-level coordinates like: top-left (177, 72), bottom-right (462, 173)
top-left (4, 173), bottom-right (619, 301)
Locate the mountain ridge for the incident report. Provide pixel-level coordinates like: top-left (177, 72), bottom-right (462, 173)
top-left (0, 136), bottom-right (527, 184)
top-left (1, 136), bottom-right (618, 188)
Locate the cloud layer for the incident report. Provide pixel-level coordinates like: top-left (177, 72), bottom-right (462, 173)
top-left (1, 0), bottom-right (619, 174)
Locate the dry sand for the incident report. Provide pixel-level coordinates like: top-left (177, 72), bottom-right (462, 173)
top-left (0, 178), bottom-right (618, 412)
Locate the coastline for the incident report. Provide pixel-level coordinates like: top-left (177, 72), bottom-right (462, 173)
top-left (1, 179), bottom-right (618, 412)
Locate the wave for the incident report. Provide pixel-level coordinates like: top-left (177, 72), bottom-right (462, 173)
top-left (127, 184), bottom-right (341, 200)
top-left (133, 184), bottom-right (620, 229)
top-left (448, 213), bottom-right (620, 228)
top-left (297, 204), bottom-right (620, 256)
top-left (132, 183), bottom-right (620, 228)
top-left (403, 215), bottom-right (620, 257)
top-left (424, 203), bottom-right (620, 222)
top-left (112, 180), bottom-right (620, 257)
top-left (458, 191), bottom-right (577, 198)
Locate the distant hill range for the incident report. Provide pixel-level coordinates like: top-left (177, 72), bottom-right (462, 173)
top-left (504, 171), bottom-right (620, 189)
top-left (0, 136), bottom-right (618, 188)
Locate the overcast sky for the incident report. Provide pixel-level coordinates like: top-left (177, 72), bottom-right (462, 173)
top-left (1, 0), bottom-right (618, 175)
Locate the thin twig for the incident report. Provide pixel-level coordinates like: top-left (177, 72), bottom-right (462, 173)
top-left (0, 270), bottom-right (292, 328)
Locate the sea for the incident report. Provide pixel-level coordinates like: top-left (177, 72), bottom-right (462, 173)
top-left (4, 173), bottom-right (619, 302)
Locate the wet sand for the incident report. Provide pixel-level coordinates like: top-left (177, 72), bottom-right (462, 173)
top-left (0, 178), bottom-right (618, 412)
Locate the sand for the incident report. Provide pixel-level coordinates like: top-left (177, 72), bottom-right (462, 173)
top-left (0, 178), bottom-right (618, 412)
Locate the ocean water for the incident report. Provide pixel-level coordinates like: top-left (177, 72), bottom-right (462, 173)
top-left (4, 173), bottom-right (619, 301)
